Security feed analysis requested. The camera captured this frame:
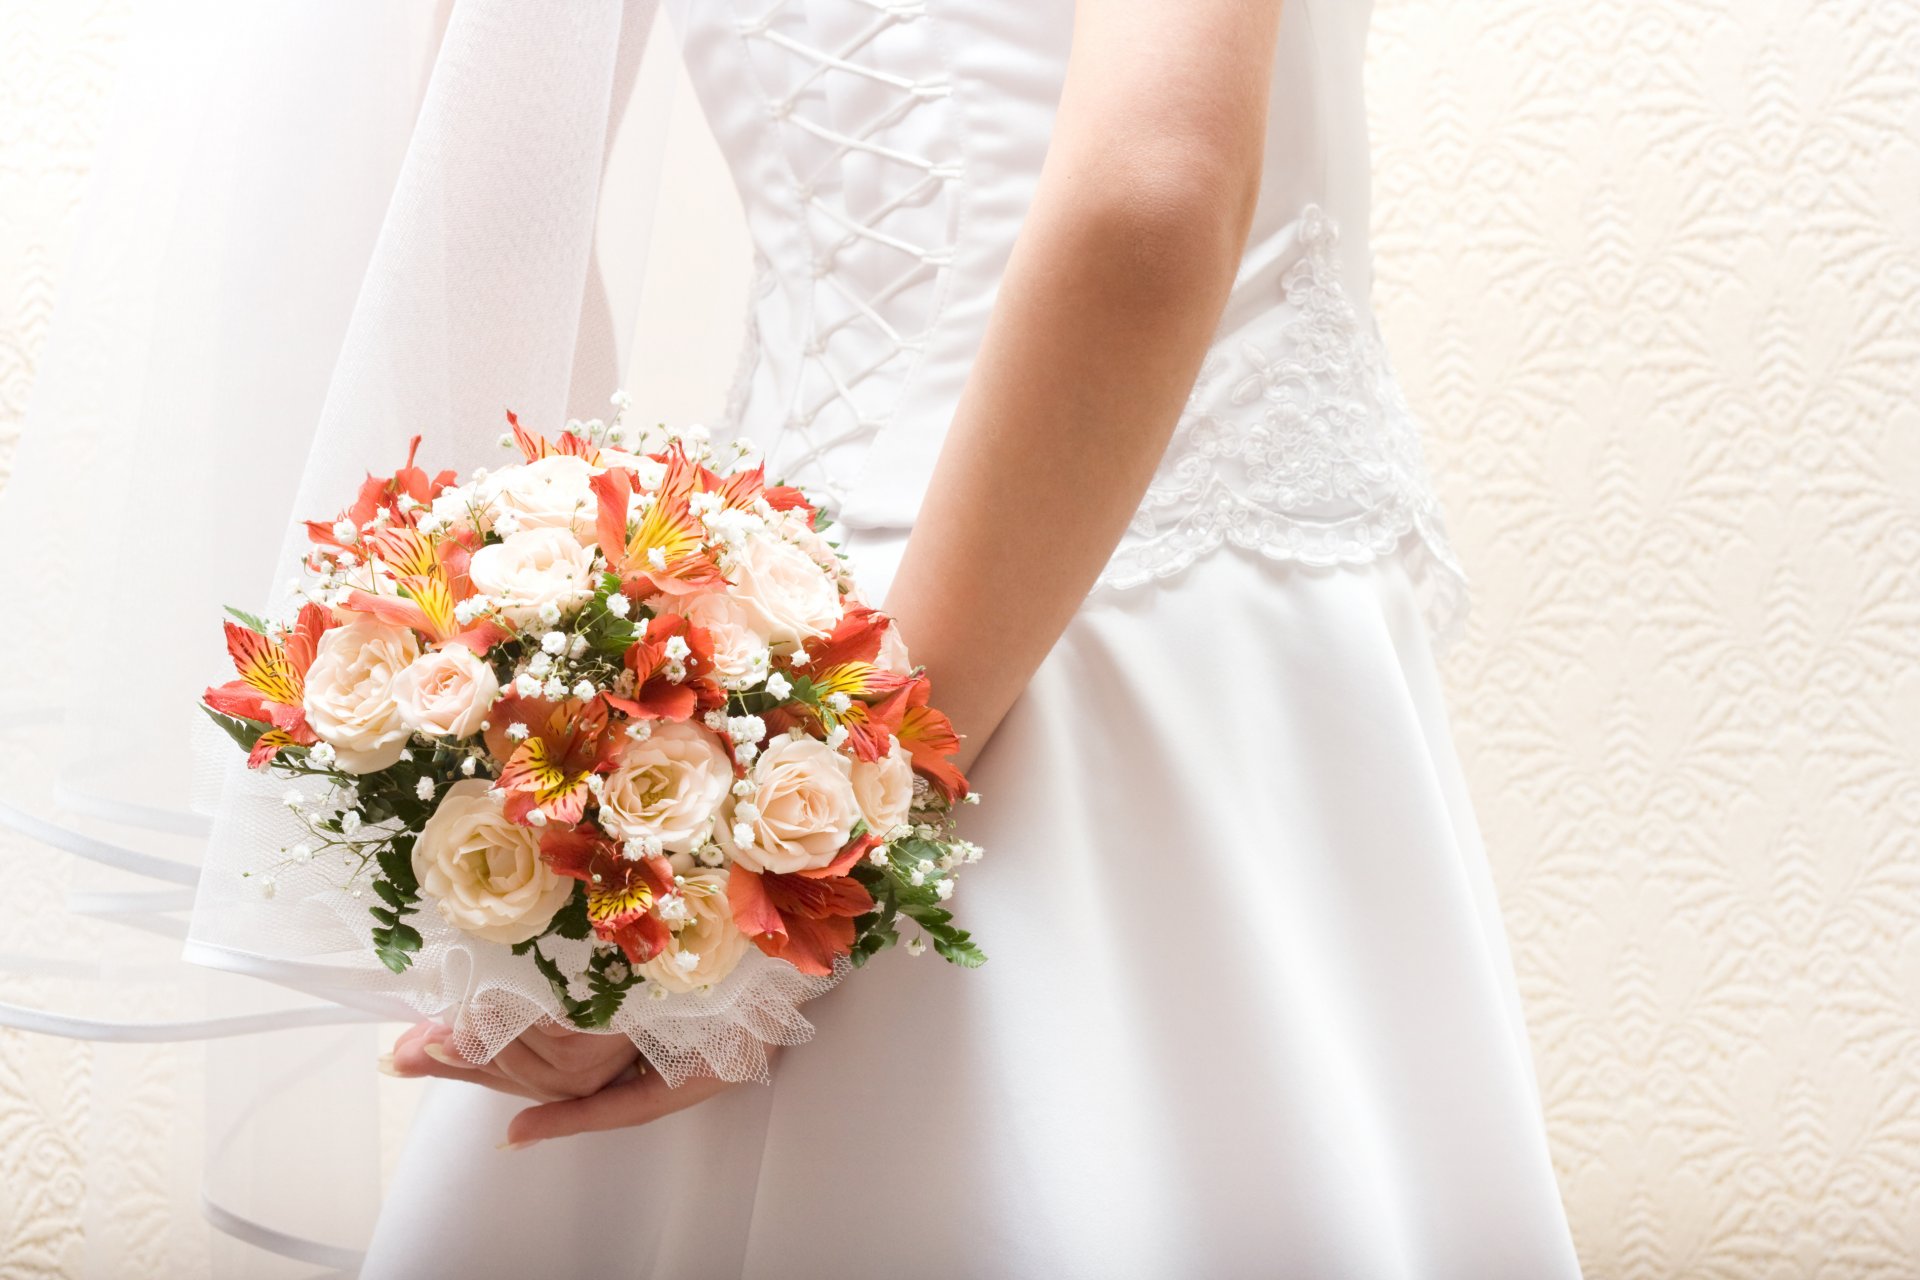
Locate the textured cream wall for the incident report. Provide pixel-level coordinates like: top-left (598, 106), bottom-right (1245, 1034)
top-left (3, 1), bottom-right (1918, 1277)
top-left (1, 6), bottom-right (133, 1277)
top-left (1368, 2), bottom-right (1920, 1275)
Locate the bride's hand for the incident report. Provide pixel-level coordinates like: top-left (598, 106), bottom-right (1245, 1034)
top-left (383, 1019), bottom-right (764, 1147)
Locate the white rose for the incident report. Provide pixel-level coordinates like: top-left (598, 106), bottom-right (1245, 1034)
top-left (639, 871), bottom-right (749, 992)
top-left (481, 455), bottom-right (599, 541)
top-left (669, 590), bottom-right (772, 687)
top-left (592, 448), bottom-right (667, 491)
top-left (391, 646), bottom-right (499, 739)
top-left (467, 527), bottom-right (596, 628)
top-left (850, 740), bottom-right (914, 838)
top-left (302, 618), bottom-right (420, 773)
top-left (726, 532), bottom-right (842, 649)
top-left (875, 618), bottom-right (912, 676)
top-left (716, 735), bottom-right (859, 874)
top-left (597, 721), bottom-right (733, 853)
top-left (412, 779), bottom-right (574, 944)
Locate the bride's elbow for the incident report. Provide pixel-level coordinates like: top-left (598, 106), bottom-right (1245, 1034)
top-left (1066, 140), bottom-right (1262, 307)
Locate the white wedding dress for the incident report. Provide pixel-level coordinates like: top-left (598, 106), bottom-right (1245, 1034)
top-left (354, 1), bottom-right (1584, 1276)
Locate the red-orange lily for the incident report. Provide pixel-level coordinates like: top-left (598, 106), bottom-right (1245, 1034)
top-left (694, 455), bottom-right (820, 527)
top-left (896, 675), bottom-right (968, 802)
top-left (539, 823), bottom-right (676, 964)
top-left (506, 410), bottom-right (602, 464)
top-left (304, 435), bottom-right (457, 560)
top-left (604, 612), bottom-right (726, 725)
top-left (343, 528), bottom-right (510, 654)
top-left (484, 694), bottom-right (623, 826)
top-left (590, 445), bottom-right (726, 599)
top-left (203, 603), bottom-right (336, 767)
top-left (728, 855), bottom-right (876, 977)
top-left (764, 607), bottom-right (912, 761)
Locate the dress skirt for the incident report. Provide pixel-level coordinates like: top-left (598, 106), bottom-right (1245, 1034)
top-left (359, 539), bottom-right (1584, 1279)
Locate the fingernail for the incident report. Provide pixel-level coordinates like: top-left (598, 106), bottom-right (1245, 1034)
top-left (423, 1043), bottom-right (468, 1068)
top-left (497, 1138), bottom-right (542, 1152)
top-left (376, 1052), bottom-right (404, 1077)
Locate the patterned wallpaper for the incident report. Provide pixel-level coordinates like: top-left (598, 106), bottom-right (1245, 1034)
top-left (1, 1), bottom-right (1917, 1277)
top-left (1368, 0), bottom-right (1920, 1275)
top-left (1, 7), bottom-right (135, 1279)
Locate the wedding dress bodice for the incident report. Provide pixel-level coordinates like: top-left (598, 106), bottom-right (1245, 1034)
top-left (667, 0), bottom-right (1467, 635)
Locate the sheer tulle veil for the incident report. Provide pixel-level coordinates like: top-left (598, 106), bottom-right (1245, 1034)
top-left (0, 1), bottom-right (681, 1269)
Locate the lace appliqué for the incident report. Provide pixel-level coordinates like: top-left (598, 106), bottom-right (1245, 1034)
top-left (1096, 205), bottom-right (1469, 645)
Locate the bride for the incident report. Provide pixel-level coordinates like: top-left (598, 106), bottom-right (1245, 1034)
top-left (355, 1), bottom-right (1582, 1274)
top-left (1, 0), bottom-right (1582, 1274)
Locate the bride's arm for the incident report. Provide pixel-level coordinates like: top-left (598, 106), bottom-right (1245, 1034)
top-left (886, 0), bottom-right (1284, 770)
top-left (390, 0), bottom-right (1287, 1141)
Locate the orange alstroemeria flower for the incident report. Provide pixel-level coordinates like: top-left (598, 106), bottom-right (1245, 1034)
top-left (764, 607), bottom-right (912, 762)
top-left (704, 459), bottom-right (817, 527)
top-left (484, 694), bottom-right (623, 826)
top-left (304, 435), bottom-right (457, 562)
top-left (590, 445), bottom-right (726, 600)
top-left (896, 675), bottom-right (968, 802)
top-left (538, 823), bottom-right (676, 964)
top-left (604, 612), bottom-right (725, 725)
top-left (202, 603), bottom-right (336, 767)
top-left (343, 529), bottom-right (511, 655)
top-left (728, 855), bottom-right (876, 978)
top-left (506, 410), bottom-right (601, 464)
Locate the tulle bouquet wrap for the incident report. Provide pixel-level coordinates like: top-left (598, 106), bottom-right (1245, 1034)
top-left (200, 406), bottom-right (983, 1082)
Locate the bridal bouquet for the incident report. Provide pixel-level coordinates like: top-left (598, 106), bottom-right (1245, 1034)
top-left (201, 406), bottom-right (982, 1042)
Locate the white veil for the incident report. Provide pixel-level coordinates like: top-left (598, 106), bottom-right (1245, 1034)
top-left (0, 0), bottom-right (684, 1270)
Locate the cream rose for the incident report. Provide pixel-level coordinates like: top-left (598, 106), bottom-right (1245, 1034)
top-left (597, 721), bottom-right (733, 853)
top-left (390, 646), bottom-right (499, 739)
top-left (875, 618), bottom-right (912, 676)
top-left (717, 735), bottom-right (859, 874)
top-left (467, 527), bottom-right (596, 628)
top-left (592, 448), bottom-right (667, 491)
top-left (726, 532), bottom-right (842, 649)
top-left (850, 740), bottom-right (914, 839)
top-left (669, 590), bottom-right (772, 687)
top-left (481, 455), bottom-right (598, 540)
top-left (411, 780), bottom-right (574, 944)
top-left (302, 618), bottom-right (420, 773)
top-left (639, 871), bottom-right (750, 993)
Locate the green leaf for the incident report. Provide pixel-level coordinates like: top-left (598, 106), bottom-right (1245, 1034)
top-left (223, 606), bottom-right (272, 634)
top-left (520, 937), bottom-right (641, 1028)
top-left (372, 921), bottom-right (423, 973)
top-left (525, 940), bottom-right (581, 1014)
top-left (368, 835), bottom-right (424, 970)
top-left (377, 835), bottom-right (420, 899)
top-left (900, 903), bottom-right (953, 930)
top-left (200, 705), bottom-right (268, 753)
top-left (932, 934), bottom-right (988, 968)
top-left (549, 888), bottom-right (592, 940)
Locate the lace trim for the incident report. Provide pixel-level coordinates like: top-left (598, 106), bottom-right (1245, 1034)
top-left (1094, 204), bottom-right (1469, 646)
top-left (187, 752), bottom-right (840, 1087)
